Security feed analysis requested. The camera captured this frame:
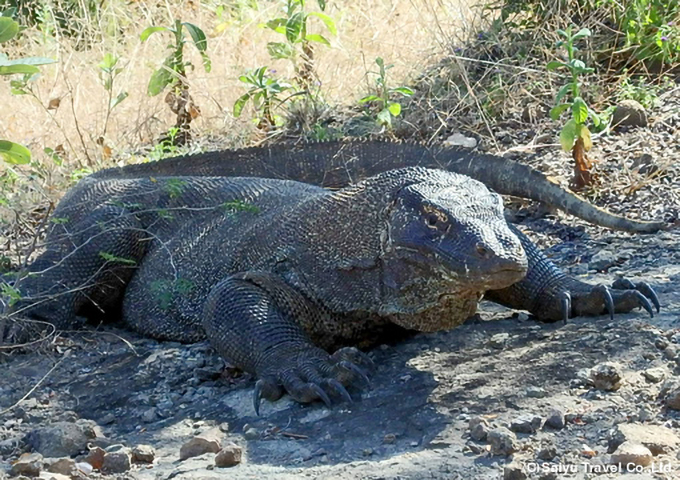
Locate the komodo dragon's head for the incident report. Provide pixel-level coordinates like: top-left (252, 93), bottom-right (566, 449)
top-left (377, 170), bottom-right (528, 330)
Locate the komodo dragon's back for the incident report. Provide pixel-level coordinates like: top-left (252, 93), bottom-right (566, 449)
top-left (91, 139), bottom-right (664, 233)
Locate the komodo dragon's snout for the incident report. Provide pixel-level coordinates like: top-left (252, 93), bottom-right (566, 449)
top-left (381, 178), bottom-right (528, 296)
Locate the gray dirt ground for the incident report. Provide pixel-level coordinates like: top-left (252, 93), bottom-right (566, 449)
top-left (1, 93), bottom-right (680, 479)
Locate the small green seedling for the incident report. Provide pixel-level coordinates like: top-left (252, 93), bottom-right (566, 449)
top-left (234, 66), bottom-right (293, 128)
top-left (359, 57), bottom-right (414, 129)
top-left (547, 27), bottom-right (601, 189)
top-left (140, 20), bottom-right (211, 144)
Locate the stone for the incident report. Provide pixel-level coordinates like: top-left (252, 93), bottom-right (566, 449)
top-left (612, 99), bottom-right (648, 129)
top-left (468, 417), bottom-right (489, 441)
top-left (608, 423), bottom-right (679, 455)
top-left (589, 250), bottom-right (617, 272)
top-left (525, 386), bottom-right (545, 398)
top-left (503, 462), bottom-right (527, 480)
top-left (101, 450), bottom-right (131, 474)
top-left (46, 458), bottom-right (76, 476)
top-left (383, 434), bottom-right (396, 444)
top-left (489, 333), bottom-right (510, 349)
top-left (179, 428), bottom-right (222, 461)
top-left (444, 133), bottom-right (477, 148)
top-left (243, 427), bottom-right (259, 440)
top-left (642, 367), bottom-right (665, 383)
top-left (610, 441), bottom-right (652, 467)
top-left (215, 443), bottom-right (243, 468)
top-left (83, 446), bottom-right (105, 470)
top-left (662, 382), bottom-right (680, 410)
top-left (510, 414), bottom-right (542, 434)
top-left (39, 473), bottom-right (70, 480)
top-left (590, 362), bottom-right (624, 391)
top-left (545, 408), bottom-right (565, 429)
top-left (25, 422), bottom-right (95, 457)
top-left (537, 445), bottom-right (557, 460)
top-left (487, 427), bottom-right (519, 456)
top-left (10, 452), bottom-right (43, 477)
top-left (131, 444), bottom-right (155, 464)
top-left (141, 407), bottom-right (157, 423)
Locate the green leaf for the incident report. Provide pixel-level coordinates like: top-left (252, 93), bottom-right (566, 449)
top-left (376, 109), bottom-right (392, 126)
top-left (0, 140), bottom-right (31, 164)
top-left (0, 55), bottom-right (54, 67)
top-left (140, 26), bottom-right (168, 42)
top-left (285, 12), bottom-right (304, 43)
top-left (182, 22), bottom-right (208, 52)
top-left (572, 28), bottom-right (592, 41)
top-left (546, 60), bottom-right (564, 71)
top-left (549, 103), bottom-right (570, 120)
top-left (147, 65), bottom-right (173, 96)
top-left (199, 51), bottom-right (211, 73)
top-left (391, 86), bottom-right (414, 96)
top-left (579, 124), bottom-right (592, 150)
top-left (308, 12), bottom-right (337, 35)
top-left (387, 102), bottom-right (401, 116)
top-left (559, 119), bottom-right (577, 152)
top-left (588, 108), bottom-right (601, 127)
top-left (358, 94), bottom-right (380, 103)
top-left (0, 64), bottom-right (39, 75)
top-left (555, 83), bottom-right (572, 104)
top-left (265, 18), bottom-right (286, 32)
top-left (111, 91), bottom-right (128, 109)
top-left (267, 42), bottom-right (294, 59)
top-left (99, 251), bottom-right (137, 266)
top-left (305, 33), bottom-right (330, 46)
top-left (571, 97), bottom-right (588, 124)
top-left (0, 17), bottom-right (18, 43)
top-left (233, 93), bottom-right (251, 117)
top-left (99, 52), bottom-right (118, 70)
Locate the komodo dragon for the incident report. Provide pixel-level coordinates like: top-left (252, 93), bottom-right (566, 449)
top-left (2, 143), bottom-right (662, 414)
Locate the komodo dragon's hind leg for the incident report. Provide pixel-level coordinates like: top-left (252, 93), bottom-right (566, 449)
top-left (202, 271), bottom-right (373, 414)
top-left (2, 205), bottom-right (146, 342)
top-left (484, 225), bottom-right (660, 322)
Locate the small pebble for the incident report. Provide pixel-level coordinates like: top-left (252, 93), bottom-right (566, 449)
top-left (487, 427), bottom-right (519, 456)
top-left (215, 443), bottom-right (242, 468)
top-left (545, 409), bottom-right (565, 429)
top-left (610, 441), bottom-right (652, 467)
top-left (590, 362), bottom-right (624, 391)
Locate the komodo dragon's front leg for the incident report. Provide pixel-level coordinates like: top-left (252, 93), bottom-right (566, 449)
top-left (202, 271), bottom-right (372, 415)
top-left (485, 225), bottom-right (660, 322)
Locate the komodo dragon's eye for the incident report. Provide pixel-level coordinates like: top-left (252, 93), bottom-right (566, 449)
top-left (423, 206), bottom-right (448, 229)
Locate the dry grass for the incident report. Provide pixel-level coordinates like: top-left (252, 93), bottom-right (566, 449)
top-left (1, 0), bottom-right (480, 169)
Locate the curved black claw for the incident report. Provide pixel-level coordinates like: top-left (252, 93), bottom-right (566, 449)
top-left (308, 383), bottom-right (332, 408)
top-left (634, 291), bottom-right (655, 318)
top-left (338, 360), bottom-right (371, 388)
top-left (613, 278), bottom-right (661, 313)
top-left (253, 380), bottom-right (264, 416)
top-left (333, 346), bottom-right (375, 371)
top-left (559, 291), bottom-right (571, 324)
top-left (324, 378), bottom-right (353, 404)
top-left (595, 285), bottom-right (615, 321)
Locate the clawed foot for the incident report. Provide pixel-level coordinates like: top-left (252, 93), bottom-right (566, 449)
top-left (546, 277), bottom-right (660, 323)
top-left (253, 346), bottom-right (374, 415)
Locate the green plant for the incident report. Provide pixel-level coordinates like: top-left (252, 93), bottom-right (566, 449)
top-left (547, 26), bottom-right (601, 189)
top-left (140, 19), bottom-right (211, 145)
top-left (359, 57), bottom-right (414, 129)
top-left (0, 9), bottom-right (54, 165)
top-left (233, 66), bottom-right (293, 128)
top-left (264, 0), bottom-right (336, 87)
top-left (617, 0), bottom-right (680, 65)
top-left (98, 53), bottom-right (128, 139)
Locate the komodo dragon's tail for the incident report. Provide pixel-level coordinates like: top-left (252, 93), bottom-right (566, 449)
top-left (91, 139), bottom-right (664, 233)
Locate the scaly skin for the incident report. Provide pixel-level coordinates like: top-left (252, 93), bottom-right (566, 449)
top-left (91, 139), bottom-right (665, 233)
top-left (3, 168), bottom-right (660, 413)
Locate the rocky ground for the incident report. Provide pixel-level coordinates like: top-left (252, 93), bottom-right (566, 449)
top-left (1, 91), bottom-right (680, 479)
